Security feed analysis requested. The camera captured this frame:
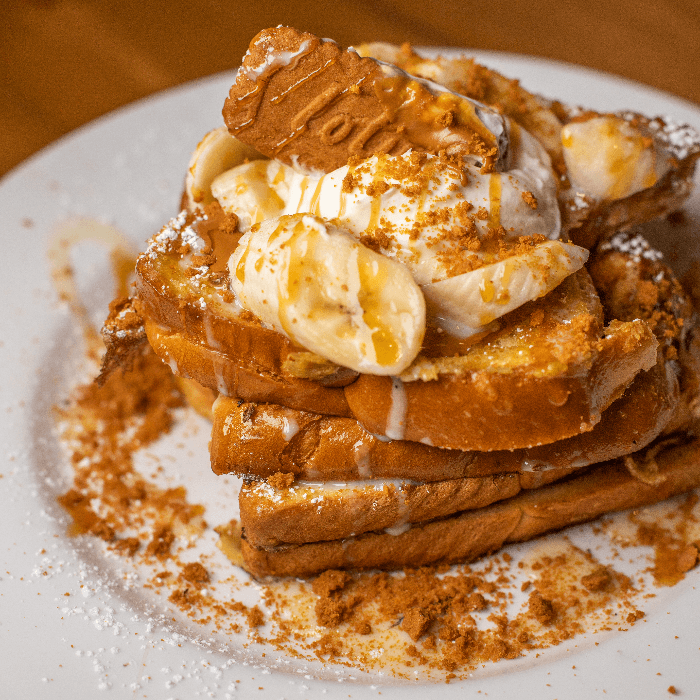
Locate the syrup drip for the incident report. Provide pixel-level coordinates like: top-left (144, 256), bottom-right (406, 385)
top-left (357, 251), bottom-right (398, 366)
top-left (48, 219), bottom-right (137, 351)
top-left (276, 219), bottom-right (310, 338)
top-left (309, 176), bottom-right (326, 215)
top-left (488, 172), bottom-right (502, 229)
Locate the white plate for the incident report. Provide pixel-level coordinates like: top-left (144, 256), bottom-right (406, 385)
top-left (2, 51), bottom-right (700, 700)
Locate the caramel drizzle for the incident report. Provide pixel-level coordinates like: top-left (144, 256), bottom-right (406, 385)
top-left (295, 176), bottom-right (310, 213)
top-left (338, 184), bottom-right (348, 219)
top-left (368, 193), bottom-right (382, 231)
top-left (488, 173), bottom-right (502, 229)
top-left (309, 176), bottom-right (325, 215)
top-left (373, 75), bottom-right (499, 166)
top-left (199, 220), bottom-right (242, 277)
top-left (234, 237), bottom-right (252, 284)
top-left (338, 160), bottom-right (358, 220)
top-left (276, 219), bottom-right (311, 338)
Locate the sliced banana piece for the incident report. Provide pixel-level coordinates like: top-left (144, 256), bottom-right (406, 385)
top-left (211, 159), bottom-right (289, 231)
top-left (421, 240), bottom-right (589, 337)
top-left (229, 214), bottom-right (425, 375)
top-left (184, 126), bottom-right (265, 210)
top-left (561, 116), bottom-right (668, 200)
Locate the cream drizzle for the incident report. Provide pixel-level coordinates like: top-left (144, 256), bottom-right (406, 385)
top-left (282, 477), bottom-right (417, 492)
top-left (281, 415), bottom-right (300, 441)
top-left (352, 439), bottom-right (373, 478)
top-left (384, 376), bottom-right (408, 440)
top-left (213, 357), bottom-right (228, 394)
top-left (384, 522), bottom-right (412, 536)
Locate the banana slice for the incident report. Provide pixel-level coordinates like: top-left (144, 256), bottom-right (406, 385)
top-left (184, 126), bottom-right (265, 210)
top-left (229, 214), bottom-right (425, 374)
top-left (421, 240), bottom-right (589, 337)
top-left (561, 116), bottom-right (667, 200)
top-left (211, 159), bottom-right (289, 231)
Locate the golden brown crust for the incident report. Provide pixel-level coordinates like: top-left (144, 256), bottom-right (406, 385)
top-left (344, 315), bottom-right (657, 451)
top-left (588, 230), bottom-right (692, 358)
top-left (144, 319), bottom-right (352, 417)
top-left (240, 468), bottom-right (577, 547)
top-left (588, 229), bottom-right (700, 434)
top-left (241, 438), bottom-right (700, 577)
top-left (211, 357), bottom-right (678, 480)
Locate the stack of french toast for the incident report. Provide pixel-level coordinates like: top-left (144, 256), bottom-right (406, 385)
top-left (103, 27), bottom-right (700, 578)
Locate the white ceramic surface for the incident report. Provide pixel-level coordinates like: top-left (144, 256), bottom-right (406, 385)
top-left (1, 51), bottom-right (699, 700)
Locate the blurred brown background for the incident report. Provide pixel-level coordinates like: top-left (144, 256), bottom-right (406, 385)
top-left (3, 0), bottom-right (699, 178)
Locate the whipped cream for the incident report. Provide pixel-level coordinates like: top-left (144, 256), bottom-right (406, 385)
top-left (214, 123), bottom-right (561, 287)
top-left (213, 118), bottom-right (587, 343)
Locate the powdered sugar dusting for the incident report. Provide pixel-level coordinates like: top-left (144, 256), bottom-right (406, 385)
top-left (648, 116), bottom-right (700, 161)
top-left (600, 230), bottom-right (665, 263)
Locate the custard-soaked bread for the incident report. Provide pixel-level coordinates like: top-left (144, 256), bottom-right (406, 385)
top-left (143, 318), bottom-right (352, 417)
top-left (240, 439), bottom-right (700, 578)
top-left (211, 357), bottom-right (677, 481)
top-left (240, 468), bottom-right (576, 548)
top-left (345, 272), bottom-right (657, 451)
top-left (135, 205), bottom-right (355, 416)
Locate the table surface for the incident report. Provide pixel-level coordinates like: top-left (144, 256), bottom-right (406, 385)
top-left (3, 0), bottom-right (699, 179)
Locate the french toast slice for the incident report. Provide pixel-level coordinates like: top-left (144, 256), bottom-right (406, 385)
top-left (135, 205), bottom-right (355, 416)
top-left (143, 317), bottom-right (352, 416)
top-left (344, 271), bottom-right (658, 451)
top-left (240, 468), bottom-right (575, 548)
top-left (240, 438), bottom-right (700, 578)
top-left (211, 356), bottom-right (677, 481)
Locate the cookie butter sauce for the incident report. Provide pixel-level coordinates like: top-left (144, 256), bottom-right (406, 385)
top-left (50, 232), bottom-right (700, 690)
